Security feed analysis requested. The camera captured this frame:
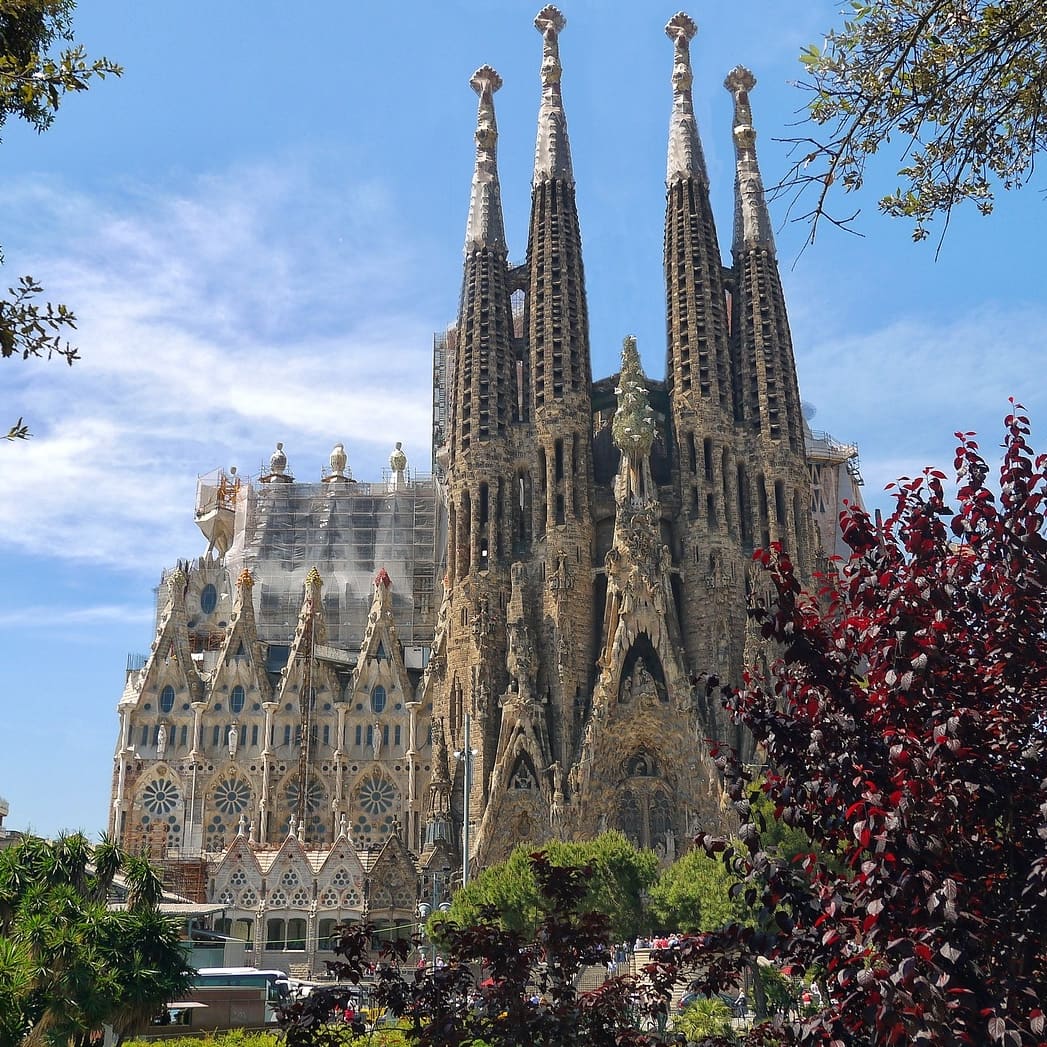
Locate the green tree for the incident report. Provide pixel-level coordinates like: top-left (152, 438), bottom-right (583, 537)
top-left (433, 832), bottom-right (658, 944)
top-left (1, 0), bottom-right (120, 439)
top-left (785, 0), bottom-right (1047, 245)
top-left (0, 832), bottom-right (192, 1046)
top-left (647, 847), bottom-right (745, 934)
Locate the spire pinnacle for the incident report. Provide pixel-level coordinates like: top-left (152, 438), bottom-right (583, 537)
top-left (464, 64), bottom-right (507, 253)
top-left (533, 5), bottom-right (573, 184)
top-left (725, 65), bottom-right (775, 252)
top-left (665, 12), bottom-right (709, 185)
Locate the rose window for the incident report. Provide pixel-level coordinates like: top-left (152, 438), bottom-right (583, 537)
top-left (268, 889), bottom-right (288, 907)
top-left (332, 867), bottom-right (353, 888)
top-left (357, 773), bottom-right (396, 815)
top-left (280, 869), bottom-right (300, 888)
top-left (341, 887), bottom-right (362, 908)
top-left (240, 888), bottom-right (258, 907)
top-left (142, 778), bottom-right (180, 815)
top-left (290, 889), bottom-right (310, 907)
top-left (285, 777), bottom-right (324, 813)
top-left (213, 778), bottom-right (251, 816)
top-left (218, 889), bottom-right (234, 905)
top-left (319, 887), bottom-right (340, 908)
top-left (230, 869), bottom-right (248, 888)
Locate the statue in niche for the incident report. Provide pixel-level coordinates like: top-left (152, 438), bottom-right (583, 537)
top-left (472, 595), bottom-right (493, 653)
top-left (156, 723), bottom-right (167, 757)
top-left (620, 671), bottom-right (633, 704)
top-left (372, 721), bottom-right (382, 759)
top-left (636, 663), bottom-right (657, 707)
top-left (507, 618), bottom-right (535, 700)
top-left (664, 828), bottom-right (676, 863)
top-left (476, 678), bottom-right (491, 718)
top-left (557, 631), bottom-right (571, 673)
top-left (549, 785), bottom-right (565, 836)
top-left (549, 553), bottom-right (571, 593)
top-left (227, 725), bottom-right (238, 757)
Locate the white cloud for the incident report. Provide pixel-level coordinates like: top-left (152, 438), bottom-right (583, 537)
top-left (0, 602), bottom-right (153, 630)
top-left (0, 160), bottom-right (442, 570)
top-left (794, 301), bottom-right (1047, 511)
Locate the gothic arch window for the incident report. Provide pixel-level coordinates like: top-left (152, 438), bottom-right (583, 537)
top-left (200, 583), bottom-right (218, 615)
top-left (615, 790), bottom-right (642, 847)
top-left (650, 790), bottom-right (673, 845)
top-left (160, 685), bottom-right (175, 713)
top-left (371, 686), bottom-right (387, 714)
top-left (230, 685), bottom-right (246, 714)
top-left (135, 773), bottom-right (183, 853)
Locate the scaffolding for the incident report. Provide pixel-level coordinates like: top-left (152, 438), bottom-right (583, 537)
top-left (221, 476), bottom-right (441, 655)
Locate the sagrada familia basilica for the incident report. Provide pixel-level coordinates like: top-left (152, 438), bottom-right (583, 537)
top-left (108, 8), bottom-right (865, 972)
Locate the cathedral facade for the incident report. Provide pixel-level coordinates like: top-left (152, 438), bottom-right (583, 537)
top-left (109, 7), bottom-right (863, 971)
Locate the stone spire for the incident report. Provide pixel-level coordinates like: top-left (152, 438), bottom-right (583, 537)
top-left (532, 5), bottom-right (573, 184)
top-left (663, 12), bottom-right (731, 416)
top-left (725, 66), bottom-right (775, 253)
top-left (665, 13), bottom-right (708, 186)
top-left (464, 65), bottom-right (507, 253)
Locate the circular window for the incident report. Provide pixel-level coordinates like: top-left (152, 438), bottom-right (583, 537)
top-left (213, 778), bottom-right (251, 816)
top-left (370, 686), bottom-right (387, 714)
top-left (230, 685), bottom-right (246, 714)
top-left (200, 583), bottom-right (218, 615)
top-left (286, 777), bottom-right (324, 813)
top-left (143, 778), bottom-right (180, 815)
top-left (357, 773), bottom-right (395, 815)
top-left (160, 685), bottom-right (175, 713)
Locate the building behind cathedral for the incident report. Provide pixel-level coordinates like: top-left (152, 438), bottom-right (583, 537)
top-left (109, 7), bottom-right (865, 974)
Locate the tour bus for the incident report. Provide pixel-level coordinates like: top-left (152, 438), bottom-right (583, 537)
top-left (143, 967), bottom-right (291, 1037)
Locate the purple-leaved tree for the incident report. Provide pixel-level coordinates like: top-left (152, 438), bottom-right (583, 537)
top-left (686, 406), bottom-right (1047, 1045)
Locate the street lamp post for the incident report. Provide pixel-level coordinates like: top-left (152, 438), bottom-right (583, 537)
top-left (416, 865), bottom-right (452, 966)
top-left (453, 714), bottom-right (478, 887)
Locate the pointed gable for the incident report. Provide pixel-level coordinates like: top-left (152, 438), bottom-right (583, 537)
top-left (129, 567), bottom-right (204, 710)
top-left (278, 567), bottom-right (340, 706)
top-left (367, 832), bottom-right (418, 913)
top-left (352, 570), bottom-right (413, 725)
top-left (210, 568), bottom-right (273, 704)
top-left (264, 832), bottom-right (315, 910)
top-left (212, 834), bottom-right (263, 908)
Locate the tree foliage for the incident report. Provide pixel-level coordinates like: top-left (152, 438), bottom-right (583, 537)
top-left (785, 0), bottom-right (1047, 245)
top-left (434, 832), bottom-right (658, 944)
top-left (1, 0), bottom-right (120, 439)
top-left (647, 847), bottom-right (746, 934)
top-left (281, 852), bottom-right (679, 1047)
top-left (685, 407), bottom-right (1047, 1044)
top-left (0, 832), bottom-right (192, 1046)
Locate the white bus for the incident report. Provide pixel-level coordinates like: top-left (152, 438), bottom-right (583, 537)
top-left (192, 967), bottom-right (291, 1024)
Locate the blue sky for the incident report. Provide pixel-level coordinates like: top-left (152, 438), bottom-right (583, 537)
top-left (1, 1), bottom-right (1043, 838)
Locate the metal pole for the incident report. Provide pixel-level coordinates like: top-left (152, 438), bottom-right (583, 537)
top-left (461, 714), bottom-right (471, 887)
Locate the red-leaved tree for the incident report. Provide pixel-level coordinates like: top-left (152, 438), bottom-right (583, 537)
top-left (688, 406), bottom-right (1047, 1046)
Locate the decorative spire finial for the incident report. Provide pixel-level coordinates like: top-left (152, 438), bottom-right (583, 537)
top-left (464, 64), bottom-right (507, 253)
top-left (262, 441), bottom-right (294, 484)
top-left (665, 12), bottom-right (708, 185)
top-left (532, 5), bottom-right (573, 183)
top-left (237, 568), bottom-right (254, 591)
top-left (306, 566), bottom-right (323, 592)
top-left (725, 65), bottom-right (775, 251)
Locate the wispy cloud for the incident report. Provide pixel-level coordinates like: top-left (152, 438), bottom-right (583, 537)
top-left (793, 301), bottom-right (1047, 509)
top-left (0, 602), bottom-right (153, 629)
top-left (0, 159), bottom-right (443, 570)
